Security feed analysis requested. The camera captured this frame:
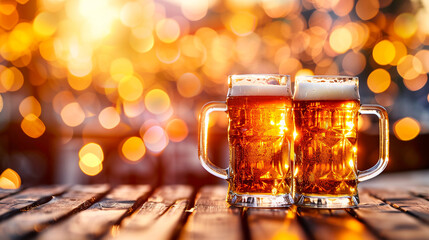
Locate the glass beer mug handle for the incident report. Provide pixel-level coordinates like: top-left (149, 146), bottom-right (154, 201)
top-left (358, 105), bottom-right (389, 182)
top-left (198, 101), bottom-right (228, 180)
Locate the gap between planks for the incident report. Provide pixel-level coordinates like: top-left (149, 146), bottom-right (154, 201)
top-left (350, 191), bottom-right (429, 240)
top-left (0, 185), bottom-right (68, 222)
top-left (37, 185), bottom-right (152, 240)
top-left (0, 184), bottom-right (111, 240)
top-left (367, 187), bottom-right (429, 225)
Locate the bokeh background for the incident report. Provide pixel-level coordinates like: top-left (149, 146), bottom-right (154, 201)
top-left (0, 0), bottom-right (428, 189)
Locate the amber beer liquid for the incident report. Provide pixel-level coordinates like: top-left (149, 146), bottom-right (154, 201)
top-left (294, 99), bottom-right (359, 196)
top-left (227, 92), bottom-right (293, 195)
top-left (199, 74), bottom-right (295, 207)
top-left (292, 77), bottom-right (372, 208)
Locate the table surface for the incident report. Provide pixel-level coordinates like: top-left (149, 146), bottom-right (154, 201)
top-left (0, 170), bottom-right (429, 240)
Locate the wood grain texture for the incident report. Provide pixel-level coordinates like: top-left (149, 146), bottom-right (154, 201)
top-left (368, 188), bottom-right (429, 224)
top-left (247, 206), bottom-right (308, 240)
top-left (298, 208), bottom-right (377, 240)
top-left (410, 186), bottom-right (429, 200)
top-left (352, 191), bottom-right (429, 240)
top-left (0, 185), bottom-right (67, 220)
top-left (179, 185), bottom-right (243, 240)
top-left (105, 185), bottom-right (193, 240)
top-left (37, 185), bottom-right (150, 240)
top-left (0, 188), bottom-right (21, 200)
top-left (0, 184), bottom-right (109, 240)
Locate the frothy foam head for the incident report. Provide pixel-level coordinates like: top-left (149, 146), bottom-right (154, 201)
top-left (229, 85), bottom-right (292, 96)
top-left (294, 77), bottom-right (360, 101)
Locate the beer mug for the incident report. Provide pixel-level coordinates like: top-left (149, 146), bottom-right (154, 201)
top-left (199, 74), bottom-right (294, 207)
top-left (293, 76), bottom-right (389, 208)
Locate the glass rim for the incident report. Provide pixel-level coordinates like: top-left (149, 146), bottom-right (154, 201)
top-left (229, 74), bottom-right (290, 80)
top-left (295, 75), bottom-right (358, 82)
top-left (228, 74), bottom-right (291, 87)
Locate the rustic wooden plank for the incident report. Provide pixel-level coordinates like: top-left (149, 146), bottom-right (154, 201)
top-left (297, 207), bottom-right (378, 240)
top-left (352, 191), bottom-right (429, 240)
top-left (179, 185), bottom-right (243, 240)
top-left (0, 185), bottom-right (67, 221)
top-left (0, 184), bottom-right (109, 240)
top-left (105, 185), bottom-right (193, 240)
top-left (37, 185), bottom-right (150, 240)
top-left (0, 188), bottom-right (21, 200)
top-left (410, 186), bottom-right (429, 200)
top-left (247, 206), bottom-right (308, 240)
top-left (368, 188), bottom-right (429, 224)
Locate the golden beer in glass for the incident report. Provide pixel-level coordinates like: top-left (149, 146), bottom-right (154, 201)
top-left (199, 74), bottom-right (294, 207)
top-left (293, 76), bottom-right (389, 208)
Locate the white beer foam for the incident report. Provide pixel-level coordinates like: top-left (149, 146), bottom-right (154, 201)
top-left (294, 81), bottom-right (359, 100)
top-left (229, 85), bottom-right (292, 96)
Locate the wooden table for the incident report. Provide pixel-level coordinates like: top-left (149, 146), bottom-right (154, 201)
top-left (0, 171), bottom-right (428, 240)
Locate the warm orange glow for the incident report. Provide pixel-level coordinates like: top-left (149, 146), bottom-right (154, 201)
top-left (33, 12), bottom-right (57, 37)
top-left (39, 39), bottom-right (56, 61)
top-left (123, 99), bottom-right (145, 118)
top-left (130, 34), bottom-right (154, 53)
top-left (397, 55), bottom-right (423, 80)
top-left (156, 43), bottom-right (181, 64)
top-left (329, 27), bottom-right (352, 54)
top-left (367, 68), bottom-right (391, 93)
top-left (98, 107), bottom-right (120, 129)
top-left (333, 0), bottom-right (354, 17)
top-left (19, 96), bottom-right (41, 118)
top-left (80, 153), bottom-right (102, 168)
top-left (110, 58), bottom-right (134, 82)
top-left (61, 102), bottom-right (85, 127)
top-left (21, 114), bottom-right (46, 138)
top-left (394, 117), bottom-right (420, 141)
top-left (0, 1), bottom-right (16, 15)
top-left (79, 158), bottom-right (103, 176)
top-left (394, 13), bottom-right (418, 39)
top-left (68, 59), bottom-right (92, 78)
top-left (166, 118), bottom-right (189, 142)
top-left (390, 41), bottom-right (407, 66)
top-left (118, 76), bottom-right (144, 102)
top-left (143, 126), bottom-right (169, 153)
top-left (121, 136), bottom-right (146, 161)
top-left (356, 0), bottom-right (379, 20)
top-left (177, 73), bottom-right (202, 98)
top-left (403, 74), bottom-right (427, 92)
top-left (181, 0), bottom-right (208, 21)
top-left (119, 1), bottom-right (146, 28)
top-left (229, 12), bottom-right (257, 36)
top-left (261, 0), bottom-right (291, 18)
top-left (7, 23), bottom-right (33, 55)
top-left (0, 168), bottom-right (21, 189)
top-left (79, 143), bottom-right (104, 162)
top-left (0, 0), bottom-right (428, 175)
top-left (68, 73), bottom-right (92, 91)
top-left (0, 9), bottom-right (18, 31)
top-left (145, 89), bottom-right (171, 114)
top-left (0, 67), bottom-right (24, 92)
top-left (415, 50), bottom-right (429, 73)
top-left (295, 69), bottom-right (314, 77)
top-left (373, 40), bottom-right (395, 65)
top-left (156, 18), bottom-right (180, 43)
top-left (279, 58), bottom-right (302, 77)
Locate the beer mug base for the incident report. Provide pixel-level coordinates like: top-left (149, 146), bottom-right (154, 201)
top-left (227, 191), bottom-right (294, 208)
top-left (295, 193), bottom-right (359, 209)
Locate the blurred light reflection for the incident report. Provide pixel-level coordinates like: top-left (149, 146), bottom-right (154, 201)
top-left (0, 0), bottom-right (428, 182)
